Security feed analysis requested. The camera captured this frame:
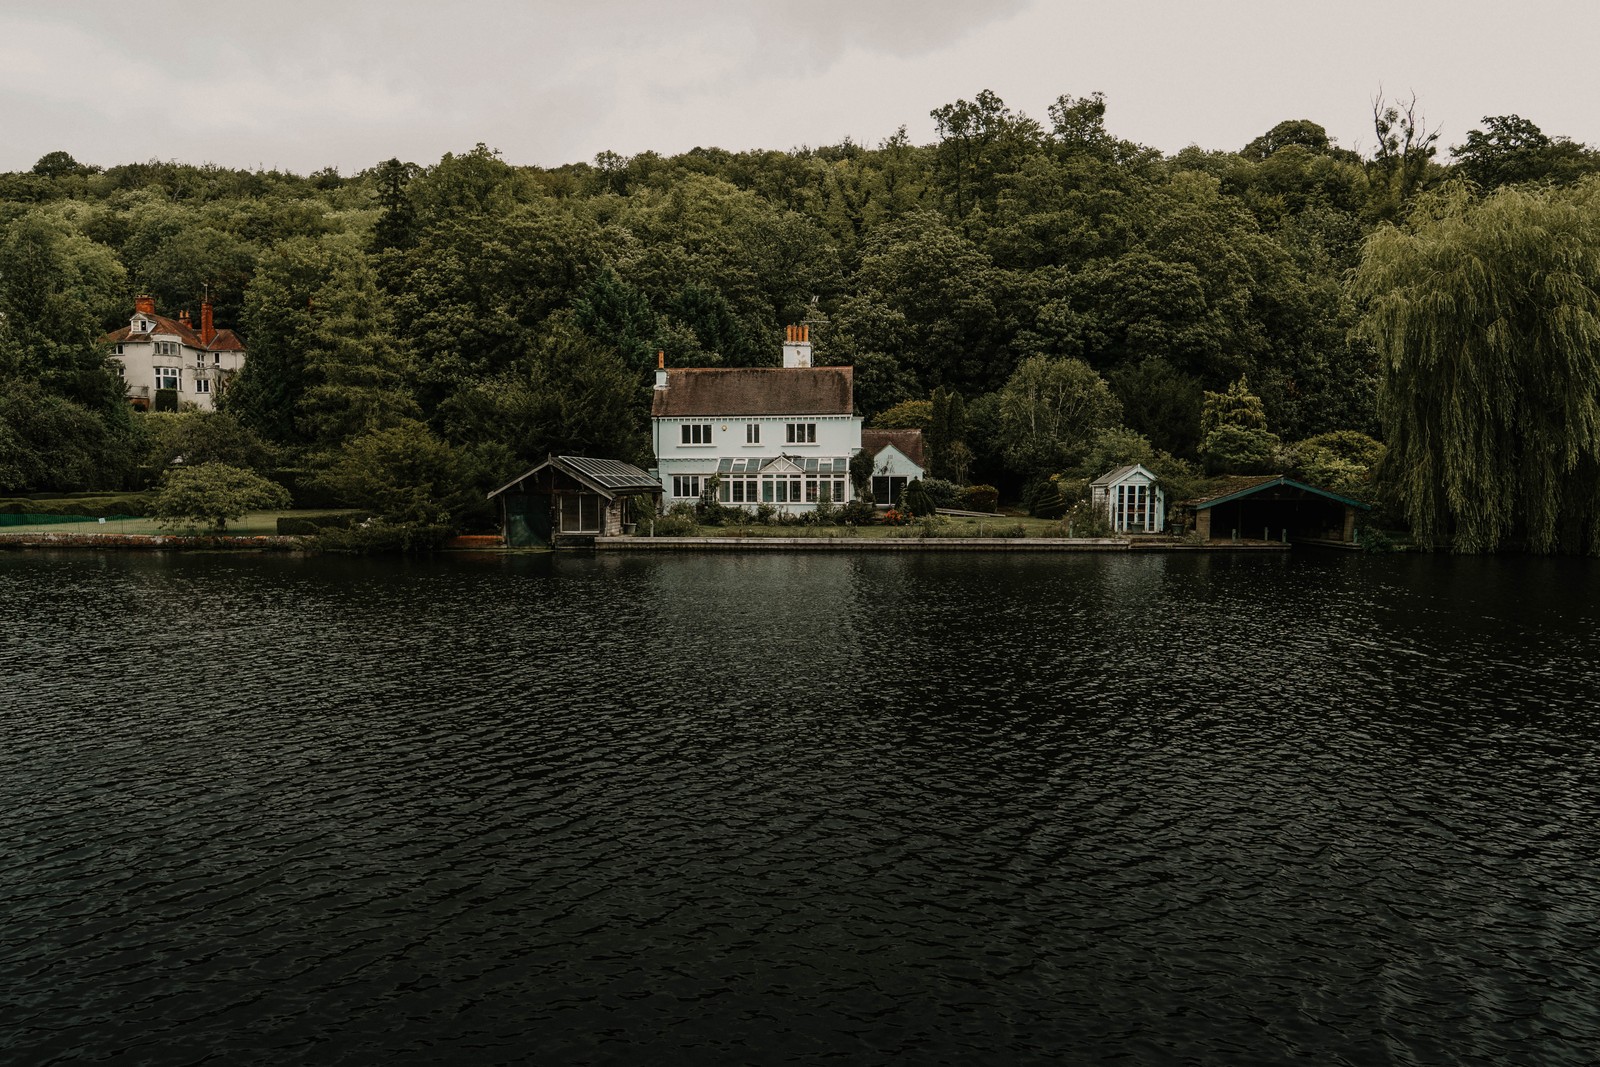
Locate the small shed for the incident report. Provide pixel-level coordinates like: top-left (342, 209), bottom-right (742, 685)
top-left (1090, 463), bottom-right (1166, 533)
top-left (861, 428), bottom-right (927, 507)
top-left (1181, 475), bottom-right (1369, 544)
top-left (488, 455), bottom-right (662, 546)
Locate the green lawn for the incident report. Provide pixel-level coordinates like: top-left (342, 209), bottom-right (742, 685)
top-left (0, 509), bottom-right (362, 537)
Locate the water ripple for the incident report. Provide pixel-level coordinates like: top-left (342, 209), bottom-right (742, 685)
top-left (3, 550), bottom-right (1600, 1064)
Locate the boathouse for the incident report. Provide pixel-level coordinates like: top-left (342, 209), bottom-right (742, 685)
top-left (488, 455), bottom-right (662, 546)
top-left (1181, 476), bottom-right (1368, 544)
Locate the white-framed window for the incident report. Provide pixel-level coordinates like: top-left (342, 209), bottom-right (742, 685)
top-left (680, 423), bottom-right (712, 445)
top-left (785, 422), bottom-right (816, 444)
top-left (762, 476), bottom-right (805, 504)
top-left (212, 353), bottom-right (221, 365)
top-left (114, 343), bottom-right (125, 355)
top-left (154, 367), bottom-right (180, 391)
top-left (154, 341), bottom-right (179, 357)
top-left (745, 423), bottom-right (760, 445)
top-left (672, 475), bottom-right (701, 498)
top-left (719, 477), bottom-right (758, 504)
top-left (195, 378), bottom-right (212, 395)
top-left (113, 362), bottom-right (125, 379)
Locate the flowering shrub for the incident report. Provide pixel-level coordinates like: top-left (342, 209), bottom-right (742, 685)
top-left (882, 508), bottom-right (906, 526)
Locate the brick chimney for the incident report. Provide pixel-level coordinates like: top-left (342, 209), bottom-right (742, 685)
top-left (200, 298), bottom-right (216, 345)
top-left (782, 324), bottom-right (812, 368)
top-left (134, 294), bottom-right (156, 316)
top-left (654, 350), bottom-right (668, 390)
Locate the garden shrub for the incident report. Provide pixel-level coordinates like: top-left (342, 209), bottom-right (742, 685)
top-left (312, 520), bottom-right (454, 554)
top-left (1064, 499), bottom-right (1114, 537)
top-left (960, 484), bottom-right (999, 512)
top-left (1025, 477), bottom-right (1070, 518)
top-left (839, 498), bottom-right (877, 526)
top-left (276, 513), bottom-right (360, 536)
top-left (0, 493), bottom-right (152, 517)
top-left (902, 478), bottom-right (936, 517)
top-left (918, 477), bottom-right (963, 509)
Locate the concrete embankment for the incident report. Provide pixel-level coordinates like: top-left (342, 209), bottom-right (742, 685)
top-left (0, 532), bottom-right (304, 551)
top-left (594, 536), bottom-right (1292, 552)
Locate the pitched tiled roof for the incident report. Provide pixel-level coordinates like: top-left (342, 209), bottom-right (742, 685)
top-left (1089, 463), bottom-right (1150, 487)
top-left (207, 329), bottom-right (246, 352)
top-left (1181, 475), bottom-right (1369, 510)
top-left (488, 455), bottom-right (661, 499)
top-left (861, 428), bottom-right (925, 467)
top-left (651, 366), bottom-right (853, 418)
top-left (102, 313), bottom-right (245, 352)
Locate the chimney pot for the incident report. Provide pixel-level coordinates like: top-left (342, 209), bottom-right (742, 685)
top-left (134, 294), bottom-right (156, 316)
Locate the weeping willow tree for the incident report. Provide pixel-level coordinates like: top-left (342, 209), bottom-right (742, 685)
top-left (1355, 180), bottom-right (1600, 553)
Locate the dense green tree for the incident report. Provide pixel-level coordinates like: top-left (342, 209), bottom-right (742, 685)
top-left (0, 211), bottom-right (127, 412)
top-left (141, 411), bottom-right (274, 474)
top-left (1450, 115), bottom-right (1598, 191)
top-left (1356, 181), bottom-right (1600, 552)
top-left (150, 462), bottom-right (291, 532)
top-left (996, 355), bottom-right (1122, 476)
top-left (872, 399), bottom-right (933, 430)
top-left (1199, 376), bottom-right (1280, 473)
top-left (313, 419), bottom-right (475, 526)
top-left (926, 387), bottom-right (969, 481)
top-left (930, 90), bottom-right (1043, 219)
top-left (32, 151), bottom-right (98, 179)
top-left (573, 267), bottom-right (659, 376)
top-left (1108, 359), bottom-right (1203, 458)
top-left (298, 258), bottom-right (419, 450)
top-left (0, 385), bottom-right (134, 492)
top-left (370, 157), bottom-right (420, 251)
top-left (222, 236), bottom-right (342, 444)
top-left (1241, 120), bottom-right (1333, 162)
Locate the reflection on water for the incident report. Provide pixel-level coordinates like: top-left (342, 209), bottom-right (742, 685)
top-left (3, 549), bottom-right (1599, 1064)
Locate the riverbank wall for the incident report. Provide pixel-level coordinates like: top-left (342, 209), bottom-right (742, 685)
top-left (594, 536), bottom-right (1293, 552)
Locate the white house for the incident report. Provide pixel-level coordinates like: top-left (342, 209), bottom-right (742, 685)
top-left (651, 325), bottom-right (862, 513)
top-left (102, 295), bottom-right (247, 412)
top-left (1090, 463), bottom-right (1166, 533)
top-left (860, 428), bottom-right (927, 506)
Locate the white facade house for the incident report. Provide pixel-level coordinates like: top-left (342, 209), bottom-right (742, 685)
top-left (1090, 463), bottom-right (1166, 533)
top-left (861, 428), bottom-right (927, 506)
top-left (102, 295), bottom-right (247, 412)
top-left (651, 325), bottom-right (862, 512)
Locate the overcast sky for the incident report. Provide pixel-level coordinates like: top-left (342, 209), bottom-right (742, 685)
top-left (4, 0), bottom-right (1598, 175)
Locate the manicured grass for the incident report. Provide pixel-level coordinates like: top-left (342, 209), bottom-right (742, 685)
top-left (0, 509), bottom-right (362, 537)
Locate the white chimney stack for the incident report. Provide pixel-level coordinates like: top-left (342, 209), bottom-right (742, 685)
top-left (782, 324), bottom-right (812, 368)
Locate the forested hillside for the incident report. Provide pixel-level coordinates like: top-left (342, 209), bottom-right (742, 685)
top-left (5, 91), bottom-right (1600, 548)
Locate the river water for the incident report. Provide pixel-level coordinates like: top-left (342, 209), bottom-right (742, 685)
top-left (2, 549), bottom-right (1598, 1065)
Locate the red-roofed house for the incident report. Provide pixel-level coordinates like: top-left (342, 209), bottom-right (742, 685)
top-left (650, 325), bottom-right (862, 512)
top-left (102, 295), bottom-right (247, 412)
